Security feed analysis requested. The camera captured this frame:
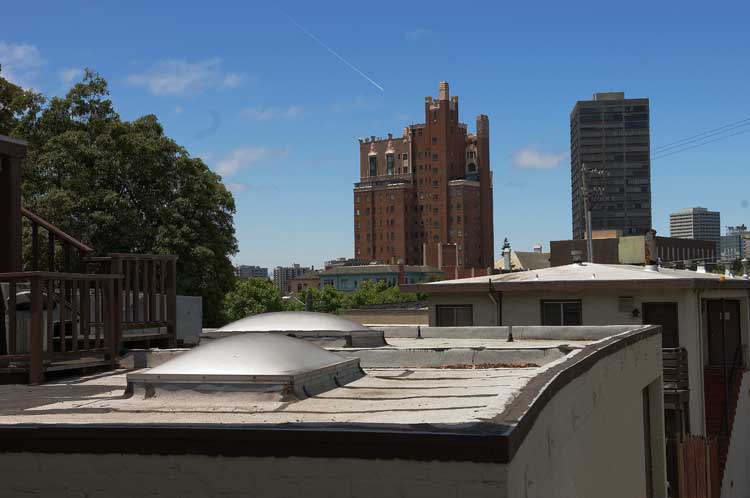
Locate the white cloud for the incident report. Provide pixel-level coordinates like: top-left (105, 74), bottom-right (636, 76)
top-left (226, 182), bottom-right (249, 193)
top-left (512, 147), bottom-right (567, 170)
top-left (241, 105), bottom-right (304, 121)
top-left (127, 58), bottom-right (245, 96)
top-left (215, 147), bottom-right (269, 177)
top-left (59, 67), bottom-right (82, 84)
top-left (0, 42), bottom-right (44, 87)
top-left (222, 73), bottom-right (243, 88)
top-left (405, 28), bottom-right (432, 40)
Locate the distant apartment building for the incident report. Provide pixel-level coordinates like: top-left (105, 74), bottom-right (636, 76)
top-left (273, 264), bottom-right (313, 295)
top-left (721, 224), bottom-right (750, 263)
top-left (570, 92), bottom-right (652, 239)
top-left (287, 271), bottom-right (321, 295)
top-left (319, 264), bottom-right (442, 292)
top-left (353, 81), bottom-right (494, 277)
top-left (669, 207), bottom-right (721, 252)
top-left (235, 265), bottom-right (269, 279)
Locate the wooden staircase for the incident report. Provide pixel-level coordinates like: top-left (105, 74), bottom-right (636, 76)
top-left (703, 366), bottom-right (743, 483)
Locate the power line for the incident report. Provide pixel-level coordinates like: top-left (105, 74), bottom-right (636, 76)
top-left (652, 117), bottom-right (750, 152)
top-left (651, 129), bottom-right (750, 160)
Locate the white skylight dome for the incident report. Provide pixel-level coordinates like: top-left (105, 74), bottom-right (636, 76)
top-left (126, 333), bottom-right (363, 399)
top-left (204, 311), bottom-right (386, 348)
top-left (216, 311), bottom-right (370, 333)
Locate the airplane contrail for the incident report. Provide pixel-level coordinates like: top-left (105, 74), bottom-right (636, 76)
top-left (281, 11), bottom-right (385, 92)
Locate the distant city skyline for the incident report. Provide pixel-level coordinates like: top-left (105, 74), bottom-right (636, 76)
top-left (2, 2), bottom-right (749, 269)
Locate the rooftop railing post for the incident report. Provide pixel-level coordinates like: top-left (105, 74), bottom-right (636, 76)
top-left (110, 254), bottom-right (124, 348)
top-left (166, 258), bottom-right (177, 347)
top-left (29, 276), bottom-right (44, 385)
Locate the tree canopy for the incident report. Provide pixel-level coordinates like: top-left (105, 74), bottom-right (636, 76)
top-left (1, 68), bottom-right (238, 326)
top-left (222, 277), bottom-right (421, 323)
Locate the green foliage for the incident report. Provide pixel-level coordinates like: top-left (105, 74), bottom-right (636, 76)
top-left (1, 68), bottom-right (238, 326)
top-left (296, 280), bottom-right (420, 315)
top-left (223, 278), bottom-right (285, 322)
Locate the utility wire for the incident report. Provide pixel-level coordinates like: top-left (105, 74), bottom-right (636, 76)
top-left (652, 117), bottom-right (750, 152)
top-left (651, 129), bottom-right (750, 160)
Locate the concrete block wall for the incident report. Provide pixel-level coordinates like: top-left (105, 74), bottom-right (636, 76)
top-left (0, 454), bottom-right (508, 498)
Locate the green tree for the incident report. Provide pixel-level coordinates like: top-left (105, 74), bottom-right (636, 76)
top-left (223, 278), bottom-right (284, 322)
top-left (2, 69), bottom-right (238, 326)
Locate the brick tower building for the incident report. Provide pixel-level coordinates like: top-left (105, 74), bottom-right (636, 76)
top-left (353, 82), bottom-right (494, 277)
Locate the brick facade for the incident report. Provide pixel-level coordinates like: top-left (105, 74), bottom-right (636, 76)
top-left (353, 82), bottom-right (494, 274)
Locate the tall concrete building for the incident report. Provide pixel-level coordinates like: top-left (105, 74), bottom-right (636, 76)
top-left (669, 207), bottom-right (721, 252)
top-left (273, 264), bottom-right (313, 295)
top-left (235, 265), bottom-right (269, 279)
top-left (570, 92), bottom-right (652, 239)
top-left (353, 82), bottom-right (494, 276)
top-left (721, 224), bottom-right (750, 263)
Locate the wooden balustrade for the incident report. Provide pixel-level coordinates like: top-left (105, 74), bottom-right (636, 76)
top-left (663, 347), bottom-right (689, 391)
top-left (0, 272), bottom-right (122, 384)
top-left (85, 254), bottom-right (177, 347)
top-left (21, 208), bottom-right (94, 273)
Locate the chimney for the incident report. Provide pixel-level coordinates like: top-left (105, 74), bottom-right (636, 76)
top-left (439, 81), bottom-right (449, 101)
top-left (503, 246), bottom-right (511, 272)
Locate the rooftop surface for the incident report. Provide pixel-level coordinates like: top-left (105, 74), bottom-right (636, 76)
top-left (0, 325), bottom-right (659, 463)
top-left (409, 263), bottom-right (750, 291)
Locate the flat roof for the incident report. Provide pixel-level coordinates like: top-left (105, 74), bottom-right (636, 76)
top-left (0, 326), bottom-right (659, 463)
top-left (406, 263), bottom-right (750, 293)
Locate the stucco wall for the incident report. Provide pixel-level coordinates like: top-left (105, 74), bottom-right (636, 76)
top-left (428, 287), bottom-right (750, 436)
top-left (0, 454), bottom-right (508, 498)
top-left (721, 370), bottom-right (750, 498)
top-left (507, 333), bottom-right (667, 498)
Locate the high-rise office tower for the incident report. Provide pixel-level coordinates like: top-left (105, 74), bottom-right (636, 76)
top-left (353, 82), bottom-right (494, 273)
top-left (570, 92), bottom-right (651, 239)
top-left (669, 207), bottom-right (721, 252)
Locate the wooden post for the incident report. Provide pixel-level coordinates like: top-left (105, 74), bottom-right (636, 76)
top-left (110, 255), bottom-right (123, 349)
top-left (29, 276), bottom-right (44, 384)
top-left (0, 137), bottom-right (27, 273)
top-left (166, 258), bottom-right (177, 347)
top-left (105, 278), bottom-right (117, 367)
top-left (31, 223), bottom-right (39, 271)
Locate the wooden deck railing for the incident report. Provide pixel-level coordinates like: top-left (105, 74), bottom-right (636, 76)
top-left (85, 254), bottom-right (177, 346)
top-left (0, 272), bottom-right (122, 384)
top-left (21, 208), bottom-right (94, 273)
top-left (664, 347), bottom-right (689, 391)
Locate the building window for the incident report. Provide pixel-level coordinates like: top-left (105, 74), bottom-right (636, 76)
top-left (436, 305), bottom-right (473, 326)
top-left (386, 154), bottom-right (394, 176)
top-left (369, 155), bottom-right (377, 177)
top-left (541, 300), bottom-right (582, 325)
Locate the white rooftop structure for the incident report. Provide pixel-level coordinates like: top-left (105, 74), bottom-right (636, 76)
top-left (215, 311), bottom-right (370, 333)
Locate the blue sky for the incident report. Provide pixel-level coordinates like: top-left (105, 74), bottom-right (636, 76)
top-left (2, 1), bottom-right (749, 269)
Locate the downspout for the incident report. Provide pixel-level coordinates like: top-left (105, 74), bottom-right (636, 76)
top-left (487, 279), bottom-right (502, 326)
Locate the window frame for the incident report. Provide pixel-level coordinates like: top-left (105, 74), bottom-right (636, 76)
top-left (540, 300), bottom-right (583, 326)
top-left (435, 305), bottom-right (473, 327)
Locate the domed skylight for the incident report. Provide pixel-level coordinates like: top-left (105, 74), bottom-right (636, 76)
top-left (216, 311), bottom-right (369, 333)
top-left (126, 333), bottom-right (363, 399)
